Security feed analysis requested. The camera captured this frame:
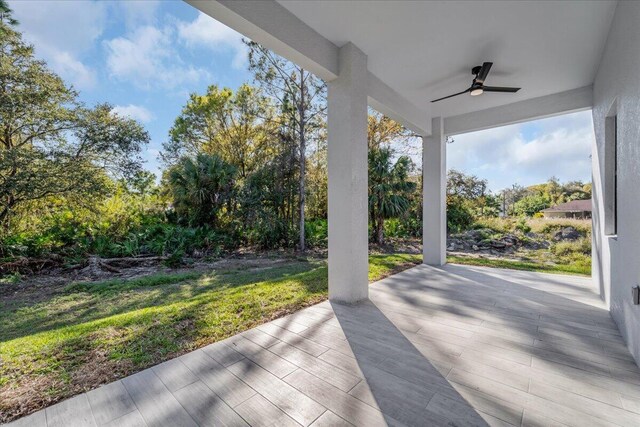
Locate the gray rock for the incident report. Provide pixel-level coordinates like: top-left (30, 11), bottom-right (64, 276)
top-left (554, 226), bottom-right (580, 241)
top-left (490, 240), bottom-right (507, 249)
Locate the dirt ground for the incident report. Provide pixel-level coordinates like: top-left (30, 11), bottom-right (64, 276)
top-left (0, 252), bottom-right (309, 308)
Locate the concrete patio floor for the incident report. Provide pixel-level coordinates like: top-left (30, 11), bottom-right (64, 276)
top-left (9, 264), bottom-right (640, 427)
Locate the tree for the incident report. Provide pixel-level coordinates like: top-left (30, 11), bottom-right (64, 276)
top-left (512, 193), bottom-right (551, 217)
top-left (164, 84), bottom-right (273, 179)
top-left (246, 41), bottom-right (327, 251)
top-left (446, 170), bottom-right (495, 228)
top-left (0, 16), bottom-right (149, 230)
top-left (0, 0), bottom-right (18, 31)
top-left (167, 154), bottom-right (236, 227)
top-left (368, 111), bottom-right (418, 151)
top-left (498, 183), bottom-right (527, 216)
top-left (368, 147), bottom-right (416, 245)
top-left (447, 170), bottom-right (488, 200)
top-left (126, 170), bottom-right (157, 196)
top-left (239, 149), bottom-right (298, 248)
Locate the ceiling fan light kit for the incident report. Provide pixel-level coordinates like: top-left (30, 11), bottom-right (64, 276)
top-left (431, 62), bottom-right (521, 102)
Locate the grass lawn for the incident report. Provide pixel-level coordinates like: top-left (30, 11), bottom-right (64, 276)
top-left (0, 253), bottom-right (420, 423)
top-left (447, 254), bottom-right (591, 276)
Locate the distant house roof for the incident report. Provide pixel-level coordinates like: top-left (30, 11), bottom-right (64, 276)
top-left (542, 199), bottom-right (592, 212)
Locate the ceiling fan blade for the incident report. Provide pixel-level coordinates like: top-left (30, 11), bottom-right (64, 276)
top-left (482, 86), bottom-right (521, 93)
top-left (475, 62), bottom-right (493, 84)
top-left (431, 88), bottom-right (471, 103)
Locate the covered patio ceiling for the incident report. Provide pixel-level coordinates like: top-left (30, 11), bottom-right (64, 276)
top-left (278, 0), bottom-right (615, 119)
top-left (190, 0), bottom-right (616, 134)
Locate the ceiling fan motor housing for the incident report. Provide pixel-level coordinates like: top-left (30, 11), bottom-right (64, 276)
top-left (430, 62), bottom-right (521, 103)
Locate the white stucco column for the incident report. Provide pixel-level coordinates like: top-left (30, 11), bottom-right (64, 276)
top-left (423, 117), bottom-right (447, 266)
top-left (327, 43), bottom-right (369, 303)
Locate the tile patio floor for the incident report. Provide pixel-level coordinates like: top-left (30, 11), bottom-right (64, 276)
top-left (9, 264), bottom-right (640, 427)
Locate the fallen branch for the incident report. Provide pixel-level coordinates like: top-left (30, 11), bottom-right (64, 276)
top-left (0, 257), bottom-right (62, 274)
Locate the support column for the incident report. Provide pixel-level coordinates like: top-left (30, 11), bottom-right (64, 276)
top-left (328, 43), bottom-right (369, 303)
top-left (423, 117), bottom-right (447, 266)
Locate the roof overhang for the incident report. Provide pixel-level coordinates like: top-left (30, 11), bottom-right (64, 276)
top-left (186, 0), bottom-right (616, 136)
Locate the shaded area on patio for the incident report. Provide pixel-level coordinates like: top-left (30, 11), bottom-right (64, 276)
top-left (10, 264), bottom-right (640, 427)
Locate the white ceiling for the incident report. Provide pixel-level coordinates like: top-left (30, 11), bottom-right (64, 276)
top-left (277, 0), bottom-right (616, 119)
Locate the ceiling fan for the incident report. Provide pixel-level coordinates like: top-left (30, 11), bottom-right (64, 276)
top-left (431, 62), bottom-right (520, 103)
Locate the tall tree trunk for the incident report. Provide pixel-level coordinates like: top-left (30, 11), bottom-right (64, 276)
top-left (298, 69), bottom-right (306, 252)
top-left (376, 217), bottom-right (384, 246)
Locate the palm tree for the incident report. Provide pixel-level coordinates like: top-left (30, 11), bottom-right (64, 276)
top-left (368, 147), bottom-right (416, 245)
top-left (168, 153), bottom-right (236, 226)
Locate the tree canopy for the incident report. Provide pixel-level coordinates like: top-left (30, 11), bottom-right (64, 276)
top-left (164, 84), bottom-right (273, 179)
top-left (0, 12), bottom-right (148, 228)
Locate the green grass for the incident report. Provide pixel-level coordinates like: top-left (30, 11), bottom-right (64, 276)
top-left (447, 254), bottom-right (591, 276)
top-left (0, 253), bottom-right (420, 423)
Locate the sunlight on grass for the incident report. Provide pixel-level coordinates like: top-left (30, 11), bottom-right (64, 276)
top-left (447, 254), bottom-right (590, 276)
top-left (0, 254), bottom-right (420, 422)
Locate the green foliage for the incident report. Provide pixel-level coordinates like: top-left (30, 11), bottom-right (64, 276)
top-left (167, 153), bottom-right (236, 227)
top-left (512, 193), bottom-right (551, 217)
top-left (0, 15), bottom-right (594, 273)
top-left (530, 218), bottom-right (591, 235)
top-left (368, 147), bottom-right (416, 244)
top-left (447, 170), bottom-right (488, 200)
top-left (501, 177), bottom-right (592, 217)
top-left (448, 255), bottom-right (590, 276)
top-left (447, 200), bottom-right (475, 233)
top-left (552, 237), bottom-right (591, 257)
top-left (383, 217), bottom-right (422, 239)
top-left (472, 217), bottom-right (515, 233)
top-left (164, 84), bottom-right (273, 178)
top-left (515, 217), bottom-right (532, 234)
top-left (305, 219), bottom-right (327, 247)
top-left (246, 41), bottom-right (327, 251)
top-left (239, 154), bottom-right (297, 249)
top-left (0, 271), bottom-right (21, 284)
top-left (0, 0), bottom-right (19, 29)
top-left (446, 170), bottom-right (497, 232)
top-left (0, 22), bottom-right (148, 231)
top-left (163, 250), bottom-right (185, 268)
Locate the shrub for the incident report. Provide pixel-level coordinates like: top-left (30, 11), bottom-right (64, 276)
top-left (163, 250), bottom-right (184, 268)
top-left (447, 202), bottom-right (474, 233)
top-left (245, 215), bottom-right (293, 249)
top-left (305, 219), bottom-right (328, 248)
top-left (552, 238), bottom-right (591, 257)
top-left (472, 217), bottom-right (514, 234)
top-left (515, 217), bottom-right (532, 234)
top-left (383, 217), bottom-right (422, 239)
top-left (529, 218), bottom-right (591, 235)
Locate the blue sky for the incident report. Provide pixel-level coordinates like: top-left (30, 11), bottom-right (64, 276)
top-left (9, 0), bottom-right (593, 193)
top-left (9, 0), bottom-right (252, 176)
top-left (447, 110), bottom-right (593, 191)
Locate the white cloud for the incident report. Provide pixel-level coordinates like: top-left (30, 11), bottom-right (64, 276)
top-left (113, 104), bottom-right (154, 123)
top-left (104, 25), bottom-right (210, 90)
top-left (10, 0), bottom-right (106, 54)
top-left (447, 111), bottom-right (594, 191)
top-left (177, 12), bottom-right (248, 69)
top-left (115, 0), bottom-right (161, 29)
top-left (9, 0), bottom-right (105, 90)
top-left (47, 51), bottom-right (97, 90)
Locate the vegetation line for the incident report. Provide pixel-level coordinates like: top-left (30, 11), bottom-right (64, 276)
top-left (447, 254), bottom-right (590, 276)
